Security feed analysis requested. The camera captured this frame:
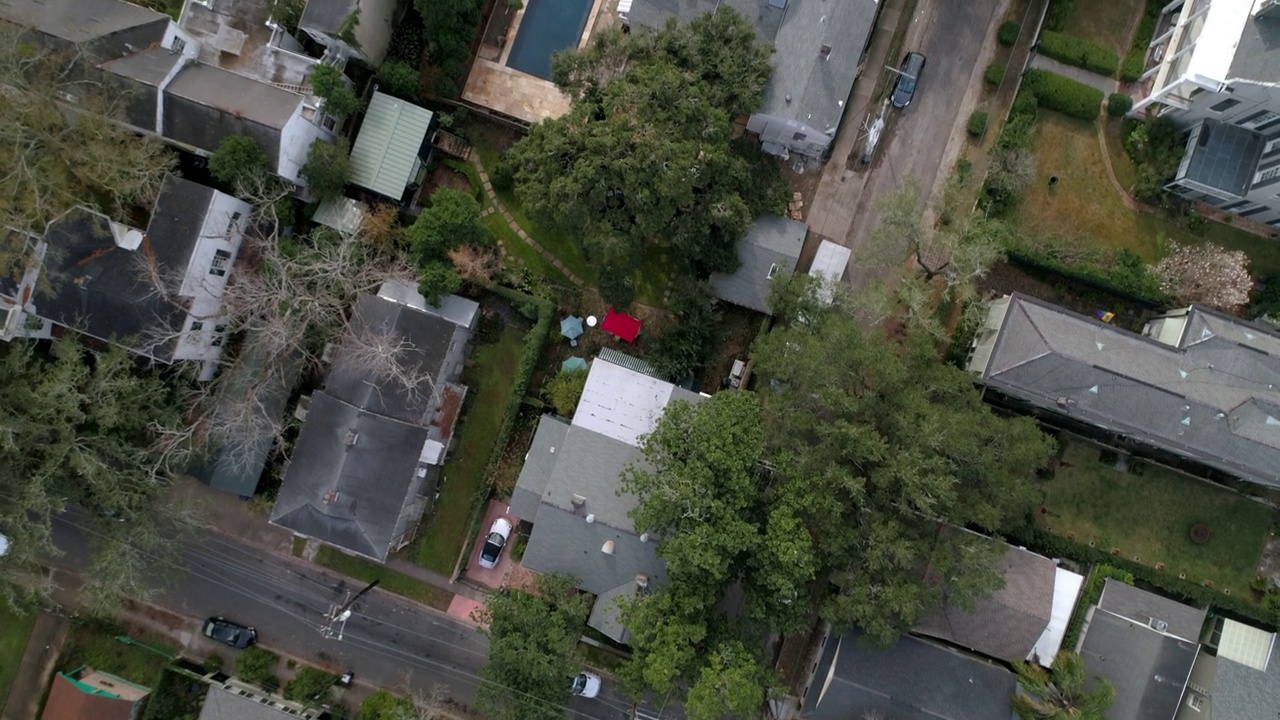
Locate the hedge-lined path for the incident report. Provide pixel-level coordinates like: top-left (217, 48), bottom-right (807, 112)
top-left (1029, 53), bottom-right (1118, 95)
top-left (469, 150), bottom-right (586, 288)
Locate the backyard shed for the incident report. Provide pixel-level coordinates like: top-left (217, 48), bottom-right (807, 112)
top-left (349, 91), bottom-right (434, 201)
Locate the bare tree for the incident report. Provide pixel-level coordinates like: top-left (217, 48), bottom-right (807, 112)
top-left (448, 244), bottom-right (499, 285)
top-left (986, 146), bottom-right (1037, 198)
top-left (333, 320), bottom-right (439, 406)
top-left (1153, 242), bottom-right (1252, 311)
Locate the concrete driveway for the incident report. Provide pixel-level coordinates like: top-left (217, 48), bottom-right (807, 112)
top-left (465, 499), bottom-right (517, 590)
top-left (809, 0), bottom-right (1011, 290)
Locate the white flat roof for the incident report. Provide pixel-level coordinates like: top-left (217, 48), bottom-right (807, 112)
top-left (1030, 565), bottom-right (1085, 667)
top-left (1219, 618), bottom-right (1275, 671)
top-left (809, 239), bottom-right (851, 283)
top-left (1186, 0), bottom-right (1252, 85)
top-left (572, 357), bottom-right (679, 447)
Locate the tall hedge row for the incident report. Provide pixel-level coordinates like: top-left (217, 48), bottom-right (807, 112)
top-left (482, 285), bottom-right (554, 483)
top-left (1023, 68), bottom-right (1104, 121)
top-left (1121, 0), bottom-right (1167, 82)
top-left (1038, 30), bottom-right (1119, 77)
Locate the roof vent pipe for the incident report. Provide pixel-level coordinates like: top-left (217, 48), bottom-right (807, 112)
top-left (585, 514), bottom-right (595, 524)
top-left (601, 540), bottom-right (615, 555)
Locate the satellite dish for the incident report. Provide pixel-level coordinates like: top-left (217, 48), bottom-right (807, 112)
top-left (586, 315), bottom-right (598, 327)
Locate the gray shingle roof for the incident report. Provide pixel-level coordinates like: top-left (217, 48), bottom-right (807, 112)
top-left (802, 630), bottom-right (1016, 720)
top-left (198, 686), bottom-right (302, 720)
top-left (1079, 608), bottom-right (1200, 720)
top-left (98, 47), bottom-right (183, 132)
top-left (519, 504), bottom-right (666, 595)
top-left (913, 545), bottom-right (1055, 664)
top-left (35, 175), bottom-right (214, 362)
top-left (163, 62), bottom-right (300, 159)
top-left (270, 391), bottom-right (430, 562)
top-left (1214, 638), bottom-right (1280, 720)
top-left (1098, 579), bottom-right (1206, 643)
top-left (1229, 12), bottom-right (1280, 85)
top-left (627, 0), bottom-right (874, 140)
top-left (324, 293), bottom-right (457, 426)
top-left (0, 0), bottom-right (168, 54)
top-left (510, 415), bottom-right (571, 522)
top-left (710, 216), bottom-right (805, 314)
top-left (976, 293), bottom-right (1280, 489)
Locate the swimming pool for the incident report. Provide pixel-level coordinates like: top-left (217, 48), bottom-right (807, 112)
top-left (505, 0), bottom-right (593, 81)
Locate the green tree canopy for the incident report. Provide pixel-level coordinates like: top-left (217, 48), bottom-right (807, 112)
top-left (407, 188), bottom-right (492, 263)
top-left (542, 368), bottom-right (588, 416)
top-left (647, 281), bottom-right (722, 381)
top-left (415, 0), bottom-right (482, 96)
top-left (310, 63), bottom-right (363, 117)
top-left (477, 573), bottom-right (591, 720)
top-left (209, 135), bottom-right (271, 190)
top-left (1012, 651), bottom-right (1116, 720)
top-left (0, 339), bottom-right (192, 612)
top-left (505, 9), bottom-right (782, 278)
top-left (377, 60), bottom-right (421, 100)
top-left (300, 139), bottom-right (351, 202)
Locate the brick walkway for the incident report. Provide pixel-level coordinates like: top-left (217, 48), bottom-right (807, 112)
top-left (470, 150), bottom-right (586, 288)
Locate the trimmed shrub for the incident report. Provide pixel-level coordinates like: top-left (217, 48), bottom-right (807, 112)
top-left (984, 62), bottom-right (1006, 88)
top-left (481, 286), bottom-right (554, 485)
top-left (1023, 69), bottom-right (1104, 121)
top-left (967, 109), bottom-right (989, 138)
top-left (1107, 93), bottom-right (1133, 117)
top-left (1120, 0), bottom-right (1164, 81)
top-left (1038, 30), bottom-right (1119, 77)
top-left (1045, 0), bottom-right (1075, 32)
top-left (998, 21), bottom-right (1020, 47)
top-left (236, 647), bottom-right (279, 687)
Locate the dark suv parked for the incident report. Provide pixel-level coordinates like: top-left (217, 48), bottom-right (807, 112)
top-left (891, 52), bottom-right (927, 108)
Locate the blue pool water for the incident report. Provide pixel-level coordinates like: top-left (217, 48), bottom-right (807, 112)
top-left (505, 0), bottom-right (593, 81)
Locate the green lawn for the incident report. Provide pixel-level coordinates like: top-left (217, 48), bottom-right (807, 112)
top-left (471, 137), bottom-right (598, 285)
top-left (0, 603), bottom-right (38, 708)
top-left (1019, 113), bottom-right (1280, 275)
top-left (313, 546), bottom-right (453, 610)
top-left (1063, 0), bottom-right (1145, 54)
top-left (1040, 440), bottom-right (1276, 596)
top-left (411, 311), bottom-right (530, 573)
top-left (482, 213), bottom-right (572, 284)
top-left (57, 619), bottom-right (175, 688)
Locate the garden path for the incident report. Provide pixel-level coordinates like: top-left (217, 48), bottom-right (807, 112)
top-left (1028, 54), bottom-right (1118, 94)
top-left (468, 150), bottom-right (586, 288)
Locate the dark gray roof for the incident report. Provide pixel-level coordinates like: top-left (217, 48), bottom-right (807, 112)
top-left (627, 0), bottom-right (873, 136)
top-left (801, 630), bottom-right (1016, 720)
top-left (1183, 119), bottom-right (1263, 198)
top-left (198, 686), bottom-right (301, 720)
top-left (190, 343), bottom-right (303, 497)
top-left (710, 216), bottom-right (805, 314)
top-left (540, 426), bottom-right (645, 531)
top-left (98, 47), bottom-right (184, 132)
top-left (299, 0), bottom-right (357, 33)
top-left (914, 545), bottom-right (1055, 664)
top-left (509, 415), bottom-right (571, 522)
top-left (270, 391), bottom-right (430, 562)
top-left (324, 293), bottom-right (458, 426)
top-left (0, 0), bottom-right (168, 59)
top-left (976, 293), bottom-right (1280, 489)
top-left (1098, 579), bottom-right (1206, 643)
top-left (519, 504), bottom-right (667, 595)
top-left (1079, 608), bottom-right (1200, 720)
top-left (35, 175), bottom-right (215, 361)
top-left (1229, 12), bottom-right (1280, 85)
top-left (1214, 639), bottom-right (1280, 720)
top-left (162, 62), bottom-right (300, 158)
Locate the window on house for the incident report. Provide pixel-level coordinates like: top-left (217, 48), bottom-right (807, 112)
top-left (1246, 111), bottom-right (1280, 128)
top-left (170, 37), bottom-right (186, 54)
top-left (1209, 98), bottom-right (1241, 113)
top-left (1186, 695), bottom-right (1203, 712)
top-left (211, 324), bottom-right (227, 348)
top-left (225, 212), bottom-right (242, 238)
top-left (209, 249), bottom-right (231, 276)
top-left (793, 131), bottom-right (806, 141)
top-left (190, 321), bottom-right (204, 334)
top-left (323, 115), bottom-right (337, 131)
top-left (1257, 166), bottom-right (1280, 184)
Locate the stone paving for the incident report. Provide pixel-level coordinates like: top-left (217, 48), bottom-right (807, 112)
top-left (470, 150), bottom-right (586, 288)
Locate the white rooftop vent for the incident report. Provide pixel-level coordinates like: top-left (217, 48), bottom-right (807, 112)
top-left (585, 513), bottom-right (595, 524)
top-left (635, 573), bottom-right (649, 589)
top-left (344, 430), bottom-right (359, 446)
top-left (571, 494), bottom-right (586, 508)
top-left (601, 540), bottom-right (615, 555)
top-left (1150, 618), bottom-right (1168, 633)
top-left (640, 533), bottom-right (650, 542)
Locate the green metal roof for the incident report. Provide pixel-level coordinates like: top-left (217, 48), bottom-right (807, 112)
top-left (348, 92), bottom-right (433, 199)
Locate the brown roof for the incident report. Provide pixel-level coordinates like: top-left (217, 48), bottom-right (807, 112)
top-left (913, 546), bottom-right (1056, 663)
top-left (40, 671), bottom-right (142, 720)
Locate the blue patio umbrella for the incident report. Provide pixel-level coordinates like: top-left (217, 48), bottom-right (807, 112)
top-left (561, 357), bottom-right (588, 373)
top-left (560, 315), bottom-right (585, 341)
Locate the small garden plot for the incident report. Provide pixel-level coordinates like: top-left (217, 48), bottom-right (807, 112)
top-left (1039, 439), bottom-right (1276, 597)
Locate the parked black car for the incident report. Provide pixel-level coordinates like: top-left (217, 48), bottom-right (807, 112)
top-left (202, 617), bottom-right (257, 648)
top-left (891, 52), bottom-right (927, 108)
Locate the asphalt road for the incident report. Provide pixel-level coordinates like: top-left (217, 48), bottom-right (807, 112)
top-left (843, 0), bottom-right (1008, 287)
top-left (48, 514), bottom-right (658, 720)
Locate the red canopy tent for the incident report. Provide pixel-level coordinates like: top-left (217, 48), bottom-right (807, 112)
top-left (601, 308), bottom-right (642, 343)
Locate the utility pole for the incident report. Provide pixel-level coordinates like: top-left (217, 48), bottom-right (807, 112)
top-left (321, 579), bottom-right (379, 640)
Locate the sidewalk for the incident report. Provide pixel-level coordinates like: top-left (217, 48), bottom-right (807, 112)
top-left (1, 612), bottom-right (69, 720)
top-left (1028, 53), bottom-right (1118, 95)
